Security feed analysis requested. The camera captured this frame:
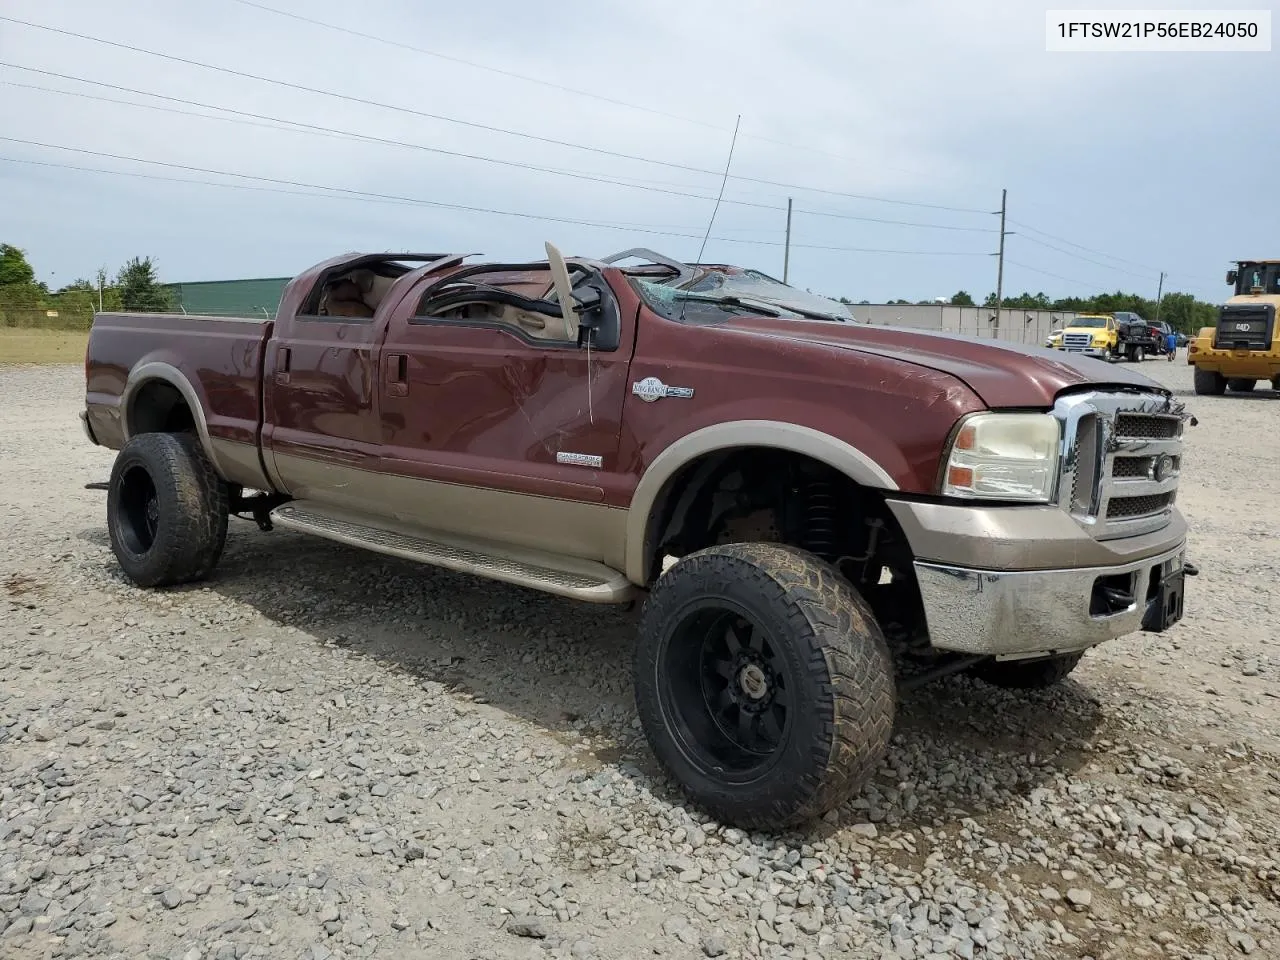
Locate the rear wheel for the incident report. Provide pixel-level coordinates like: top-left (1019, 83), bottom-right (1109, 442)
top-left (1132, 346), bottom-right (1144, 362)
top-left (107, 432), bottom-right (229, 587)
top-left (1193, 368), bottom-right (1227, 395)
top-left (1227, 377), bottom-right (1257, 392)
top-left (634, 543), bottom-right (895, 829)
top-left (972, 653), bottom-right (1084, 690)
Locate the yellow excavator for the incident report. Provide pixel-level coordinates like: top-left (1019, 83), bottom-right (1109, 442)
top-left (1188, 260), bottom-right (1280, 394)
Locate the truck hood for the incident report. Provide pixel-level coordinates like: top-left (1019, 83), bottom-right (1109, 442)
top-left (727, 316), bottom-right (1163, 408)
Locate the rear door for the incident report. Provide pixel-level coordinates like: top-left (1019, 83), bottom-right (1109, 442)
top-left (260, 254), bottom-right (452, 506)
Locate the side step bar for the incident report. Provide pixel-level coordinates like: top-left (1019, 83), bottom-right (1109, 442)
top-left (270, 502), bottom-right (638, 604)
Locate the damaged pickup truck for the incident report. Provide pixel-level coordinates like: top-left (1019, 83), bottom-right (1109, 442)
top-left (82, 244), bottom-right (1193, 829)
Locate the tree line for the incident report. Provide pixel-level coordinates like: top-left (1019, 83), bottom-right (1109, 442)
top-left (0, 244), bottom-right (172, 330)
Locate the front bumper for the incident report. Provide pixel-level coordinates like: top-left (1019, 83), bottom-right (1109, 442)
top-left (1058, 346), bottom-right (1110, 359)
top-left (886, 499), bottom-right (1189, 657)
top-left (912, 542), bottom-right (1186, 657)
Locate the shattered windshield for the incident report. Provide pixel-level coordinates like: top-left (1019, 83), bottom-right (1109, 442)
top-left (688, 269), bottom-right (852, 319)
top-left (632, 269), bottom-right (853, 324)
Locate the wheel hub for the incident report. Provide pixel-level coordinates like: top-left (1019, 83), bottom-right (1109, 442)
top-left (737, 662), bottom-right (769, 701)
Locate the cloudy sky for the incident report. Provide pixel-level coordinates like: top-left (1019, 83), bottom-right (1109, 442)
top-left (0, 0), bottom-right (1274, 303)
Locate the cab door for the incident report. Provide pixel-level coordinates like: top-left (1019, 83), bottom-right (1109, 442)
top-left (373, 263), bottom-right (638, 564)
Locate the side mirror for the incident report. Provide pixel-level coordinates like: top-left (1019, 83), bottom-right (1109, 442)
top-left (1226, 269), bottom-right (1237, 285)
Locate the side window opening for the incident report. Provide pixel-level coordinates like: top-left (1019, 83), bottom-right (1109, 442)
top-left (412, 263), bottom-right (621, 350)
top-left (297, 261), bottom-right (424, 322)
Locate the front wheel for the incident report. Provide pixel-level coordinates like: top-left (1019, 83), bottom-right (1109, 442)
top-left (634, 543), bottom-right (895, 830)
top-left (1193, 368), bottom-right (1227, 395)
top-left (107, 432), bottom-right (229, 588)
top-left (1102, 347), bottom-right (1114, 362)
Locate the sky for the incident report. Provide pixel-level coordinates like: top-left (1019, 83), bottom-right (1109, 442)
top-left (0, 0), bottom-right (1274, 304)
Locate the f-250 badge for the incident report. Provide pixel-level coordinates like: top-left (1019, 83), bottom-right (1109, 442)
top-left (632, 377), bottom-right (694, 402)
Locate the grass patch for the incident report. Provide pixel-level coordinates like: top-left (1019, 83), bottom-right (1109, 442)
top-left (0, 328), bottom-right (89, 366)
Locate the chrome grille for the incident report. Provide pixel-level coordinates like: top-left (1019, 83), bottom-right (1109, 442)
top-left (1055, 391), bottom-right (1184, 540)
top-left (1107, 492), bottom-right (1176, 519)
top-left (1063, 333), bottom-right (1093, 351)
top-left (1115, 413), bottom-right (1180, 440)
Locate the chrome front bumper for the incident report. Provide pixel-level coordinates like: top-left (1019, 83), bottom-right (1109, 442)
top-left (913, 542), bottom-right (1186, 657)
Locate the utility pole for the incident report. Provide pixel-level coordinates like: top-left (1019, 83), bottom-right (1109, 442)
top-left (1154, 271), bottom-right (1165, 325)
top-left (993, 188), bottom-right (1007, 337)
top-left (783, 197), bottom-right (793, 284)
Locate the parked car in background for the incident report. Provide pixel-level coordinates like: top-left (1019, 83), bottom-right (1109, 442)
top-left (1149, 320), bottom-right (1175, 354)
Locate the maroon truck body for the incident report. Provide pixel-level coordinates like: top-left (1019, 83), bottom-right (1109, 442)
top-left (84, 248), bottom-right (1185, 592)
top-left (82, 247), bottom-right (1193, 829)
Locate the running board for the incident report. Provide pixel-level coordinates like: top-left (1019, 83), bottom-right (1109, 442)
top-left (270, 502), bottom-right (637, 604)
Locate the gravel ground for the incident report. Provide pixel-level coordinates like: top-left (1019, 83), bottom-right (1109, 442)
top-left (2, 360), bottom-right (1278, 960)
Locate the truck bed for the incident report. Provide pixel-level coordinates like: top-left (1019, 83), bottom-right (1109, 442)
top-left (84, 312), bottom-right (275, 490)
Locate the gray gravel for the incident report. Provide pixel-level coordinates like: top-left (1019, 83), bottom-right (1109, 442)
top-left (2, 360), bottom-right (1279, 960)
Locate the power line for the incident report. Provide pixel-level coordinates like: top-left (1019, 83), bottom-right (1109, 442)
top-left (1010, 220), bottom-right (1218, 288)
top-left (1007, 218), bottom-right (1161, 272)
top-left (0, 143), bottom-right (990, 258)
top-left (0, 155), bottom-right (696, 230)
top-left (0, 68), bottom-right (999, 234)
top-left (227, 0), bottom-right (726, 133)
top-left (1015, 232), bottom-right (1155, 281)
top-left (225, 0), bottom-right (897, 172)
top-left (0, 14), bottom-right (991, 215)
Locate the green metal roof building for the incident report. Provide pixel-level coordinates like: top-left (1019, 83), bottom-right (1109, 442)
top-left (165, 277), bottom-right (291, 318)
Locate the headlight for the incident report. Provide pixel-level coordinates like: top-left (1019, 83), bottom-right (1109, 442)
top-left (941, 413), bottom-right (1061, 502)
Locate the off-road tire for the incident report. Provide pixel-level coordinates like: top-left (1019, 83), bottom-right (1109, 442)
top-left (1227, 377), bottom-right (1257, 393)
top-left (972, 653), bottom-right (1084, 690)
top-left (1193, 368), bottom-right (1227, 395)
top-left (107, 432), bottom-right (229, 588)
top-left (634, 543), bottom-right (895, 830)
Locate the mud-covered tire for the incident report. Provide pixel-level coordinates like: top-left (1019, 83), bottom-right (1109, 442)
top-left (971, 653), bottom-right (1084, 690)
top-left (1227, 377), bottom-right (1257, 393)
top-left (107, 432), bottom-right (229, 588)
top-left (1193, 368), bottom-right (1226, 395)
top-left (634, 543), bottom-right (895, 830)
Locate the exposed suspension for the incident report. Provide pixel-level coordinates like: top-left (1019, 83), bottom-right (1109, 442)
top-left (800, 478), bottom-right (838, 561)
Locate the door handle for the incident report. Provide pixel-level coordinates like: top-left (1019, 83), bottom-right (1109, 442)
top-left (385, 353), bottom-right (408, 398)
top-left (275, 346), bottom-right (291, 385)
